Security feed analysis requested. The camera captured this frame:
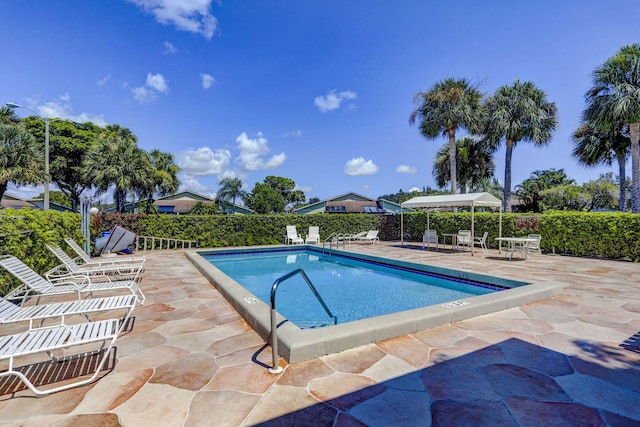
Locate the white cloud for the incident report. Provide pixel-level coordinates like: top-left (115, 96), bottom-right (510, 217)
top-left (178, 174), bottom-right (209, 193)
top-left (146, 73), bottom-right (169, 94)
top-left (396, 165), bottom-right (417, 174)
top-left (314, 89), bottom-right (357, 113)
top-left (97, 75), bottom-right (112, 86)
top-left (164, 41), bottom-right (177, 54)
top-left (282, 130), bottom-right (302, 137)
top-left (344, 157), bottom-right (378, 176)
top-left (177, 147), bottom-right (231, 176)
top-left (127, 0), bottom-right (218, 40)
top-left (25, 94), bottom-right (107, 126)
top-left (200, 73), bottom-right (216, 89)
top-left (132, 73), bottom-right (169, 103)
top-left (235, 132), bottom-right (286, 172)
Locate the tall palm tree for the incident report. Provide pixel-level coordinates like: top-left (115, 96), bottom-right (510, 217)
top-left (410, 78), bottom-right (485, 194)
top-left (0, 125), bottom-right (43, 202)
top-left (485, 80), bottom-right (558, 211)
top-left (217, 177), bottom-right (247, 214)
top-left (83, 136), bottom-right (152, 213)
top-left (433, 137), bottom-right (495, 193)
top-left (572, 122), bottom-right (629, 211)
top-left (141, 149), bottom-right (180, 213)
top-left (584, 44), bottom-right (640, 213)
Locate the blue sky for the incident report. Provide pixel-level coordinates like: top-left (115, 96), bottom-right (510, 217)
top-left (2, 1), bottom-right (638, 203)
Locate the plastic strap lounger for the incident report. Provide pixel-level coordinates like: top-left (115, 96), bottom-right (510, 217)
top-left (0, 318), bottom-right (125, 396)
top-left (0, 294), bottom-right (136, 330)
top-left (64, 237), bottom-right (145, 266)
top-left (46, 245), bottom-right (143, 282)
top-left (0, 255), bottom-right (145, 306)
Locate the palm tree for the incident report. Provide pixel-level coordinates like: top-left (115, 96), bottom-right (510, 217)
top-left (485, 80), bottom-right (558, 211)
top-left (0, 125), bottom-right (44, 201)
top-left (217, 177), bottom-right (247, 214)
top-left (572, 122), bottom-right (629, 211)
top-left (141, 149), bottom-right (180, 213)
top-left (584, 44), bottom-right (640, 213)
top-left (83, 135), bottom-right (152, 213)
top-left (433, 137), bottom-right (495, 193)
top-left (410, 78), bottom-right (485, 194)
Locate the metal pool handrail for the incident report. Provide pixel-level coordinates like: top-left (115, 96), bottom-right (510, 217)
top-left (269, 268), bottom-right (336, 374)
top-left (322, 232), bottom-right (345, 255)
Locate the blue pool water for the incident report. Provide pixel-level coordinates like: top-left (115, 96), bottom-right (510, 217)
top-left (203, 248), bottom-right (503, 328)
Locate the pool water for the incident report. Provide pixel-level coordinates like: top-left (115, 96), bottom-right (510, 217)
top-left (205, 249), bottom-right (500, 328)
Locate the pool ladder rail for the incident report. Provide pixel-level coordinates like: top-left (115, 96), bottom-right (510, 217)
top-left (322, 232), bottom-right (346, 256)
top-left (268, 268), bottom-right (337, 374)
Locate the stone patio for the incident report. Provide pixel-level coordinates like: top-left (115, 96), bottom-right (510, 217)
top-left (0, 242), bottom-right (638, 426)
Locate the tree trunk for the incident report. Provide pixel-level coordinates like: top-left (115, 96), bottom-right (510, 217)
top-left (503, 139), bottom-right (514, 212)
top-left (616, 150), bottom-right (627, 211)
top-left (0, 181), bottom-right (7, 203)
top-left (448, 128), bottom-right (457, 194)
top-left (630, 122), bottom-right (640, 213)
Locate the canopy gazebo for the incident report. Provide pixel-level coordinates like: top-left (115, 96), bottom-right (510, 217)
top-left (400, 192), bottom-right (503, 255)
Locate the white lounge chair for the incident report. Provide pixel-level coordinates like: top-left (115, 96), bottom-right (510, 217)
top-left (422, 229), bottom-right (439, 250)
top-left (65, 237), bottom-right (145, 266)
top-left (0, 255), bottom-right (145, 306)
top-left (357, 230), bottom-right (379, 244)
top-left (305, 226), bottom-right (320, 245)
top-left (473, 231), bottom-right (489, 253)
top-left (0, 317), bottom-right (127, 396)
top-left (0, 294), bottom-right (136, 330)
top-left (456, 230), bottom-right (472, 251)
top-left (285, 226), bottom-right (304, 245)
top-left (527, 234), bottom-right (543, 259)
top-left (46, 245), bottom-right (143, 282)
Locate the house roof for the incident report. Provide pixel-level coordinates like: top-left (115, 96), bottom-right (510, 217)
top-left (1, 193), bottom-right (36, 210)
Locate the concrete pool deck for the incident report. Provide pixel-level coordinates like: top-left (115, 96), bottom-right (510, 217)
top-left (0, 242), bottom-right (638, 426)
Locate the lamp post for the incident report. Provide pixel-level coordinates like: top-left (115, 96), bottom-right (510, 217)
top-left (6, 102), bottom-right (50, 210)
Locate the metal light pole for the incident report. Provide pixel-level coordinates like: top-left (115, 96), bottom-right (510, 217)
top-left (6, 102), bottom-right (50, 210)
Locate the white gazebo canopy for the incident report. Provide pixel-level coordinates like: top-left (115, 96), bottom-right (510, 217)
top-left (400, 192), bottom-right (503, 255)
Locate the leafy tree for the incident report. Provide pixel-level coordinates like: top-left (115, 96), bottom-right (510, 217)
top-left (0, 107), bottom-right (44, 201)
top-left (410, 78), bottom-right (485, 194)
top-left (539, 184), bottom-right (591, 212)
top-left (584, 44), bottom-right (640, 212)
top-left (582, 173), bottom-right (619, 211)
top-left (83, 135), bottom-right (152, 213)
top-left (36, 190), bottom-right (70, 208)
top-left (22, 117), bottom-right (101, 212)
top-left (246, 182), bottom-right (285, 214)
top-left (189, 201), bottom-right (220, 215)
top-left (572, 122), bottom-right (629, 211)
top-left (217, 177), bottom-right (247, 214)
top-left (140, 149), bottom-right (180, 214)
top-left (469, 177), bottom-right (504, 201)
top-left (515, 169), bottom-right (574, 213)
top-left (433, 137), bottom-right (495, 193)
top-left (263, 176), bottom-right (302, 206)
top-left (308, 197), bottom-right (321, 204)
top-left (485, 80), bottom-right (558, 212)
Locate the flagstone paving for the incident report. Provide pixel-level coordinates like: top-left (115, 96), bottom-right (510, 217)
top-left (0, 242), bottom-right (638, 426)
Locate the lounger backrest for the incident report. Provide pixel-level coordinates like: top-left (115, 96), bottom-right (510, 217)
top-left (308, 226), bottom-right (319, 236)
top-left (0, 298), bottom-right (21, 321)
top-left (0, 255), bottom-right (54, 294)
top-left (46, 245), bottom-right (80, 272)
top-left (286, 226), bottom-right (299, 238)
top-left (64, 238), bottom-right (91, 263)
top-left (366, 230), bottom-right (378, 238)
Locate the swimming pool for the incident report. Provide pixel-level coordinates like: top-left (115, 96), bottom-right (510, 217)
top-left (205, 248), bottom-right (501, 327)
top-left (187, 246), bottom-right (564, 363)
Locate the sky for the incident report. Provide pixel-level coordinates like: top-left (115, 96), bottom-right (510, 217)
top-left (2, 1), bottom-right (639, 203)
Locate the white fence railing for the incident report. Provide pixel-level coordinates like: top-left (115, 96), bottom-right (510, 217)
top-left (135, 236), bottom-right (198, 251)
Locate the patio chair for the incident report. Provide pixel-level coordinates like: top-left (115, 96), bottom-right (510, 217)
top-left (473, 231), bottom-right (489, 254)
top-left (0, 255), bottom-right (145, 306)
top-left (65, 238), bottom-right (145, 265)
top-left (456, 230), bottom-right (472, 251)
top-left (285, 226), bottom-right (304, 245)
top-left (527, 234), bottom-right (543, 259)
top-left (46, 245), bottom-right (143, 282)
top-left (357, 230), bottom-right (379, 244)
top-left (1, 294), bottom-right (136, 330)
top-left (0, 316), bottom-right (127, 396)
top-left (422, 229), bottom-right (438, 250)
top-left (305, 226), bottom-right (320, 245)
